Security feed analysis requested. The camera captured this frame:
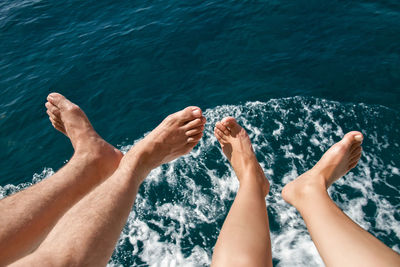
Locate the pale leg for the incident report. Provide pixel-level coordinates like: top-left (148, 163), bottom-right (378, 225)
top-left (10, 106), bottom-right (206, 266)
top-left (282, 132), bottom-right (400, 267)
top-left (0, 93), bottom-right (122, 265)
top-left (211, 117), bottom-right (272, 267)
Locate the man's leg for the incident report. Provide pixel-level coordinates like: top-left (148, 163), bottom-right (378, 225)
top-left (282, 132), bottom-right (400, 267)
top-left (10, 105), bottom-right (206, 266)
top-left (211, 117), bottom-right (272, 267)
top-left (0, 93), bottom-right (122, 265)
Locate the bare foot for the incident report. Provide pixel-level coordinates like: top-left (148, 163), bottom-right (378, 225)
top-left (282, 131), bottom-right (363, 206)
top-left (214, 117), bottom-right (269, 196)
top-left (121, 105), bottom-right (206, 180)
top-left (45, 93), bottom-right (123, 176)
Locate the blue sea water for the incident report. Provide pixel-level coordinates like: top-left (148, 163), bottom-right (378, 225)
top-left (1, 0), bottom-right (399, 266)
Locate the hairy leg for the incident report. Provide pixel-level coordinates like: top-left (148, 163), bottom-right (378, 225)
top-left (282, 132), bottom-right (400, 267)
top-left (10, 106), bottom-right (206, 266)
top-left (0, 93), bottom-right (122, 265)
top-left (211, 117), bottom-right (272, 267)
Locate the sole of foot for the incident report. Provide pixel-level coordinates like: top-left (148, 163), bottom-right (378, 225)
top-left (121, 105), bottom-right (207, 181)
top-left (282, 131), bottom-right (363, 207)
top-left (214, 117), bottom-right (269, 196)
top-left (46, 92), bottom-right (123, 177)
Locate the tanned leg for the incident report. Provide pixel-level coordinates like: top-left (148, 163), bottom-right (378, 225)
top-left (282, 132), bottom-right (400, 267)
top-left (211, 117), bottom-right (272, 267)
top-left (0, 93), bottom-right (122, 265)
top-left (10, 106), bottom-right (206, 266)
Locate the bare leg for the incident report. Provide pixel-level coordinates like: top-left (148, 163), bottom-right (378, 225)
top-left (211, 117), bottom-right (272, 267)
top-left (0, 93), bottom-right (122, 265)
top-left (10, 106), bottom-right (206, 266)
top-left (282, 132), bottom-right (400, 267)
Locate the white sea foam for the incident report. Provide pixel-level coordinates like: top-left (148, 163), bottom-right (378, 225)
top-left (1, 97), bottom-right (399, 266)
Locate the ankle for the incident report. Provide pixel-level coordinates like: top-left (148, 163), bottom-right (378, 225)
top-left (282, 171), bottom-right (327, 207)
top-left (72, 149), bottom-right (102, 166)
top-left (71, 131), bottom-right (100, 150)
top-left (72, 141), bottom-right (122, 177)
top-left (119, 144), bottom-right (155, 184)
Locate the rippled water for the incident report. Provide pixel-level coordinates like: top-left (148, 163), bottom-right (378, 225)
top-left (1, 0), bottom-right (399, 266)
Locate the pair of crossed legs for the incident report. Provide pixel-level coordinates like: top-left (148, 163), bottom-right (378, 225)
top-left (0, 94), bottom-right (399, 266)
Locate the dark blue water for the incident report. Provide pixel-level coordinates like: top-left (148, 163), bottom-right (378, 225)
top-left (1, 1), bottom-right (399, 266)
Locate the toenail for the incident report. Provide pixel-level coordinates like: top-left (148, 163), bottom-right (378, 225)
top-left (192, 109), bottom-right (201, 117)
top-left (354, 135), bottom-right (363, 142)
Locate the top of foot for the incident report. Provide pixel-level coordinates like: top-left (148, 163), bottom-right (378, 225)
top-left (282, 131), bottom-right (363, 206)
top-left (312, 131), bottom-right (363, 188)
top-left (45, 93), bottom-right (122, 176)
top-left (124, 106), bottom-right (207, 172)
top-left (214, 117), bottom-right (269, 195)
top-left (45, 93), bottom-right (96, 150)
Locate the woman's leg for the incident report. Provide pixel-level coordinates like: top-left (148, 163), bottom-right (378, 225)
top-left (0, 93), bottom-right (122, 265)
top-left (282, 132), bottom-right (400, 267)
top-left (10, 105), bottom-right (206, 267)
top-left (211, 117), bottom-right (272, 267)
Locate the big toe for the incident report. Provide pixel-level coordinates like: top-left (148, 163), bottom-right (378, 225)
top-left (342, 131), bottom-right (363, 146)
top-left (222, 117), bottom-right (241, 135)
top-left (47, 93), bottom-right (71, 109)
top-left (175, 106), bottom-right (202, 124)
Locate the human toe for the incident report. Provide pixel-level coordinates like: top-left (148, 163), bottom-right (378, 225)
top-left (52, 120), bottom-right (64, 130)
top-left (174, 106), bottom-right (202, 124)
top-left (47, 92), bottom-right (67, 107)
top-left (354, 134), bottom-right (363, 142)
top-left (216, 121), bottom-right (230, 135)
top-left (222, 117), bottom-right (240, 131)
top-left (184, 116), bottom-right (206, 130)
top-left (214, 127), bottom-right (223, 140)
top-left (49, 115), bottom-right (65, 131)
top-left (214, 127), bottom-right (227, 143)
top-left (348, 160), bottom-right (359, 170)
top-left (45, 101), bottom-right (60, 116)
top-left (342, 131), bottom-right (363, 145)
top-left (351, 145), bottom-right (362, 156)
top-left (186, 125), bottom-right (204, 137)
top-left (46, 109), bottom-right (60, 122)
top-left (187, 132), bottom-right (203, 143)
top-left (350, 148), bottom-right (362, 161)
